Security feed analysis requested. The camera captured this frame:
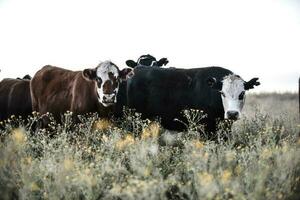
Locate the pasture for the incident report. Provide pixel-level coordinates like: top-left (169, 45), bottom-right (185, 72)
top-left (0, 92), bottom-right (299, 200)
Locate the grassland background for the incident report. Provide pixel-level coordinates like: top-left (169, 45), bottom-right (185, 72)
top-left (0, 93), bottom-right (299, 200)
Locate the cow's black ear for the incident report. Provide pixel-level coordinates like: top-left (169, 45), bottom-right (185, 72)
top-left (244, 78), bottom-right (260, 90)
top-left (119, 68), bottom-right (134, 81)
top-left (157, 58), bottom-right (169, 67)
top-left (82, 68), bottom-right (97, 80)
top-left (126, 60), bottom-right (138, 68)
top-left (207, 77), bottom-right (222, 90)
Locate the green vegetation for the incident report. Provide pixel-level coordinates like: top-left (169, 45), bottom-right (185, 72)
top-left (0, 93), bottom-right (299, 200)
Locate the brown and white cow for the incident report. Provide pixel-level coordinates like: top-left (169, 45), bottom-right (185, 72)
top-left (30, 61), bottom-right (133, 122)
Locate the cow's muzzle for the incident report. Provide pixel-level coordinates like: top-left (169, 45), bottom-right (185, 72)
top-left (226, 111), bottom-right (239, 120)
top-left (102, 93), bottom-right (116, 104)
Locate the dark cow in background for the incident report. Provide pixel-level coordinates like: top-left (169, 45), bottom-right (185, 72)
top-left (0, 75), bottom-right (32, 121)
top-left (115, 54), bottom-right (170, 118)
top-left (17, 74), bottom-right (31, 80)
top-left (126, 66), bottom-right (260, 135)
top-left (126, 54), bottom-right (169, 68)
top-left (30, 61), bottom-right (134, 123)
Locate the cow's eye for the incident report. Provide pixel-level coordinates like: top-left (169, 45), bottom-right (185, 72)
top-left (220, 91), bottom-right (226, 97)
top-left (96, 77), bottom-right (102, 85)
top-left (239, 91), bottom-right (245, 100)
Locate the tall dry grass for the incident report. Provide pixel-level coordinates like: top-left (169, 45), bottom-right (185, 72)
top-left (0, 93), bottom-right (299, 200)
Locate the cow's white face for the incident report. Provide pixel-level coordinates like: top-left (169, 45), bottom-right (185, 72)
top-left (220, 75), bottom-right (246, 120)
top-left (96, 62), bottom-right (120, 107)
top-left (83, 61), bottom-right (134, 107)
top-left (207, 74), bottom-right (260, 120)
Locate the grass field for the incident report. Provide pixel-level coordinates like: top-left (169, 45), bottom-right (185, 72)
top-left (0, 93), bottom-right (299, 200)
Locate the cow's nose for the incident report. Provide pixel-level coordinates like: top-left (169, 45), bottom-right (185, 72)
top-left (227, 111), bottom-right (239, 120)
top-left (103, 94), bottom-right (116, 102)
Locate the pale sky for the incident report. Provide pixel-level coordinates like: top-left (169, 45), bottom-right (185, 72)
top-left (0, 0), bottom-right (299, 92)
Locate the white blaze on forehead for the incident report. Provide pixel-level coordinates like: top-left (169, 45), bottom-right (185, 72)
top-left (137, 56), bottom-right (156, 66)
top-left (96, 61), bottom-right (119, 80)
top-left (221, 74), bottom-right (246, 118)
top-left (222, 75), bottom-right (245, 98)
top-left (150, 60), bottom-right (156, 66)
top-left (137, 56), bottom-right (146, 63)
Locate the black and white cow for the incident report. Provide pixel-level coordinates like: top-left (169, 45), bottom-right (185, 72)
top-left (115, 55), bottom-right (169, 118)
top-left (126, 54), bottom-right (169, 68)
top-left (125, 66), bottom-right (260, 134)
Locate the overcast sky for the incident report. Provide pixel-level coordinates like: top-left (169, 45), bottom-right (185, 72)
top-left (0, 0), bottom-right (299, 92)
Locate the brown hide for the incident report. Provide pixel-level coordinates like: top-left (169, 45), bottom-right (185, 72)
top-left (0, 78), bottom-right (32, 121)
top-left (30, 65), bottom-right (114, 121)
